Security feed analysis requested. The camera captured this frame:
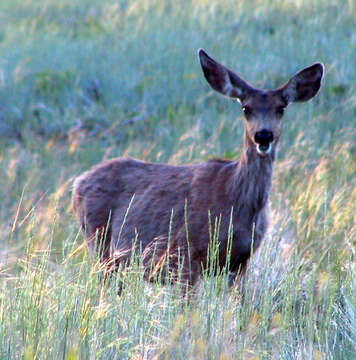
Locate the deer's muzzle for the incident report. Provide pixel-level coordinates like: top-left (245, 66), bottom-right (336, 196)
top-left (255, 130), bottom-right (274, 155)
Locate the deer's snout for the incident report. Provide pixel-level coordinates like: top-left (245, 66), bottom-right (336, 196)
top-left (254, 130), bottom-right (274, 156)
top-left (254, 130), bottom-right (274, 146)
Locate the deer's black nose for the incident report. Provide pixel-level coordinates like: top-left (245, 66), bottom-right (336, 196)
top-left (254, 130), bottom-right (274, 146)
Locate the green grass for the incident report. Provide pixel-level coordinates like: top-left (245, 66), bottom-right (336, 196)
top-left (0, 0), bottom-right (355, 358)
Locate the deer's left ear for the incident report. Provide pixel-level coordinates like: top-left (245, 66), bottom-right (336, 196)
top-left (280, 63), bottom-right (324, 103)
top-left (198, 49), bottom-right (254, 101)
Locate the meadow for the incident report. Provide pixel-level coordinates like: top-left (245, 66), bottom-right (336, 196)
top-left (0, 0), bottom-right (355, 358)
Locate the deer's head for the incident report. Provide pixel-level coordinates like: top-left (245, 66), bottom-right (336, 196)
top-left (198, 49), bottom-right (324, 157)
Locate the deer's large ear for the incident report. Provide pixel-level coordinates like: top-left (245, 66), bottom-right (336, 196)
top-left (280, 63), bottom-right (324, 103)
top-left (198, 49), bottom-right (253, 100)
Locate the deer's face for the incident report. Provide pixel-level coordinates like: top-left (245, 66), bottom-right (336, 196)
top-left (240, 91), bottom-right (287, 156)
top-left (198, 49), bottom-right (324, 157)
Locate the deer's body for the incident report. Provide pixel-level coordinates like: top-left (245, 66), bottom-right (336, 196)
top-left (73, 152), bottom-right (270, 280)
top-left (73, 50), bottom-right (323, 285)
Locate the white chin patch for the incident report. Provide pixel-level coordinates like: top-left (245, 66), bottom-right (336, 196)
top-left (257, 143), bottom-right (272, 156)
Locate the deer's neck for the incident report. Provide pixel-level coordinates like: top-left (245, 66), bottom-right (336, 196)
top-left (229, 132), bottom-right (275, 215)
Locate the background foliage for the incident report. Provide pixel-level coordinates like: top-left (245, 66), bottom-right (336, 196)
top-left (0, 0), bottom-right (355, 359)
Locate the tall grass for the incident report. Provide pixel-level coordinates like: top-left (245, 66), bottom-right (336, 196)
top-left (0, 0), bottom-right (355, 358)
top-left (1, 212), bottom-right (354, 359)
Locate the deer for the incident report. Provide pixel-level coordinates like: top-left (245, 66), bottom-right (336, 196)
top-left (72, 49), bottom-right (324, 288)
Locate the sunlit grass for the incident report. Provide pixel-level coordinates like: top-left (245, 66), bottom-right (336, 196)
top-left (0, 210), bottom-right (354, 359)
top-left (0, 0), bottom-right (355, 358)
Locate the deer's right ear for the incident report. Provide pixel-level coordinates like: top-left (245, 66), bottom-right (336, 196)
top-left (198, 49), bottom-right (252, 100)
top-left (280, 63), bottom-right (324, 103)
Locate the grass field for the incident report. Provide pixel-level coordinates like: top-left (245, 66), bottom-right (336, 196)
top-left (0, 0), bottom-right (355, 359)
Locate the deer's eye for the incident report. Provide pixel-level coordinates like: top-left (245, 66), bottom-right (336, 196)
top-left (242, 106), bottom-right (253, 116)
top-left (276, 106), bottom-right (285, 116)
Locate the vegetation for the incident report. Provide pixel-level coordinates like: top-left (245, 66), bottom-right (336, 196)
top-left (0, 0), bottom-right (355, 358)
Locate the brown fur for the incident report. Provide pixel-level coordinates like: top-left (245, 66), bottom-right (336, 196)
top-left (72, 49), bottom-right (323, 286)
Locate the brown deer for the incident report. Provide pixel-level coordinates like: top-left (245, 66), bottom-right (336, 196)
top-left (72, 49), bottom-right (324, 286)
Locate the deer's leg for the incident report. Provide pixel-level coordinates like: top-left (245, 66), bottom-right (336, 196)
top-left (85, 222), bottom-right (112, 260)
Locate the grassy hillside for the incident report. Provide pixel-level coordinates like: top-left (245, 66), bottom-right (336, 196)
top-left (0, 0), bottom-right (355, 359)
